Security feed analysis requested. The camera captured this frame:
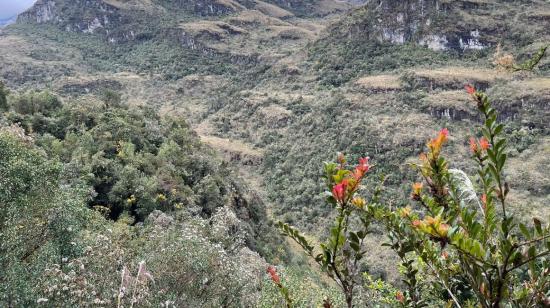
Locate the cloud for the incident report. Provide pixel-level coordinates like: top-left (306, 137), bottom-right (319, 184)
top-left (0, 0), bottom-right (37, 19)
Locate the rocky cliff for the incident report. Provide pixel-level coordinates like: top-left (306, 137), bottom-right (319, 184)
top-left (324, 0), bottom-right (548, 53)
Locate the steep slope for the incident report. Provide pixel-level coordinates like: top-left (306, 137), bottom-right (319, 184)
top-left (311, 0), bottom-right (550, 86)
top-left (0, 86), bottom-right (291, 306)
top-left (1, 0), bottom-right (549, 288)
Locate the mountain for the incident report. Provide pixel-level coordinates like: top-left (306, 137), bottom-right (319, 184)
top-left (5, 0), bottom-right (550, 224)
top-left (0, 0), bottom-right (549, 306)
top-left (0, 15), bottom-right (17, 27)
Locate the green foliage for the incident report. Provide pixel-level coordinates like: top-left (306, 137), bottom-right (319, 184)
top-left (259, 266), bottom-right (345, 308)
top-left (4, 90), bottom-right (239, 221)
top-left (0, 86), bottom-right (287, 306)
top-left (272, 87), bottom-right (549, 307)
top-left (0, 81), bottom-right (7, 111)
top-left (9, 90), bottom-right (61, 116)
top-left (0, 127), bottom-right (88, 306)
top-left (276, 156), bottom-right (376, 307)
top-left (512, 45), bottom-right (549, 72)
top-left (311, 41), bottom-right (451, 87)
top-left (376, 88), bottom-right (550, 307)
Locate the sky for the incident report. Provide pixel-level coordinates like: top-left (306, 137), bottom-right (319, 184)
top-left (0, 0), bottom-right (37, 19)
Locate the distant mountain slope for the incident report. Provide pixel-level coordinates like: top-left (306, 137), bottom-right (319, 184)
top-left (309, 0), bottom-right (550, 86)
top-left (334, 0), bottom-right (549, 50)
top-left (0, 15), bottom-right (17, 27)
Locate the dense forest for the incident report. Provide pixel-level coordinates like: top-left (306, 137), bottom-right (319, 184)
top-left (1, 0), bottom-right (549, 307)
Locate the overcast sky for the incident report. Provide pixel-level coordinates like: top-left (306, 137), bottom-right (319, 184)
top-left (0, 0), bottom-right (37, 19)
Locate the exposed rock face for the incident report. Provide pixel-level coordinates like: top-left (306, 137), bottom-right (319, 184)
top-left (19, 0), bottom-right (58, 23)
top-left (337, 0), bottom-right (497, 52)
top-left (193, 0), bottom-right (245, 16)
top-left (18, 0), bottom-right (121, 35)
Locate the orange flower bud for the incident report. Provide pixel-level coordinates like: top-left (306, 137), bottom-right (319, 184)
top-left (352, 197), bottom-right (366, 209)
top-left (438, 223), bottom-right (450, 237)
top-left (425, 216), bottom-right (436, 225)
top-left (469, 137), bottom-right (478, 154)
top-left (428, 129), bottom-right (449, 154)
top-left (267, 266), bottom-right (280, 284)
top-left (395, 291), bottom-right (405, 303)
top-left (399, 206), bottom-right (412, 218)
top-left (412, 182), bottom-right (423, 195)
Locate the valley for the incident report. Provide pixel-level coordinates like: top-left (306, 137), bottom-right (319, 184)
top-left (0, 0), bottom-right (549, 306)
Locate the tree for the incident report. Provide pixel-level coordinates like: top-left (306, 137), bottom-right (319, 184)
top-left (0, 126), bottom-right (86, 306)
top-left (0, 81), bottom-right (8, 111)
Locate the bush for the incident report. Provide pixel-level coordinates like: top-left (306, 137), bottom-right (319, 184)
top-left (271, 87), bottom-right (550, 307)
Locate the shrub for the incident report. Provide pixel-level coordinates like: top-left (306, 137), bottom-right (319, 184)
top-left (272, 87), bottom-right (550, 307)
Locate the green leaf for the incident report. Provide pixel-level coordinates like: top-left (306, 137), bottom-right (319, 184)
top-left (349, 232), bottom-right (360, 245)
top-left (527, 246), bottom-right (536, 259)
top-left (495, 138), bottom-right (506, 152)
top-left (494, 124), bottom-right (504, 136)
top-left (519, 223), bottom-right (531, 240)
top-left (533, 218), bottom-right (542, 235)
top-left (497, 154), bottom-right (507, 171)
top-left (350, 242), bottom-right (360, 252)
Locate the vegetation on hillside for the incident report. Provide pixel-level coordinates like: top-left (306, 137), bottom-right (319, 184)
top-left (1, 0), bottom-right (549, 306)
top-left (0, 87), bottom-right (290, 306)
top-left (271, 87), bottom-right (550, 307)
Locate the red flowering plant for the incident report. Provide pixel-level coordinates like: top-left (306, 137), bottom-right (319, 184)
top-left (266, 265), bottom-right (292, 308)
top-left (277, 154), bottom-right (378, 307)
top-left (376, 86), bottom-right (550, 307)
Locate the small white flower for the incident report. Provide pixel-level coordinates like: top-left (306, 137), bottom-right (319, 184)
top-left (37, 298), bottom-right (48, 304)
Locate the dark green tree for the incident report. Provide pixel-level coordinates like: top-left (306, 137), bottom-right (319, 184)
top-left (0, 81), bottom-right (8, 111)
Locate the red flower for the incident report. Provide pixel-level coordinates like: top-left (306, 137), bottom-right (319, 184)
top-left (479, 137), bottom-right (490, 150)
top-left (481, 194), bottom-right (487, 209)
top-left (267, 266), bottom-right (280, 284)
top-left (358, 157), bottom-right (370, 169)
top-left (353, 157), bottom-right (370, 180)
top-left (332, 180), bottom-right (348, 204)
top-left (465, 84), bottom-right (476, 95)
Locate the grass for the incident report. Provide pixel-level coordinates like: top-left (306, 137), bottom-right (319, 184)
top-left (355, 74), bottom-right (401, 91)
top-left (413, 66), bottom-right (508, 86)
top-left (254, 1), bottom-right (294, 19)
top-left (179, 20), bottom-right (247, 38)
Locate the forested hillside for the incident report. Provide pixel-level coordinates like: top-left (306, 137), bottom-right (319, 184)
top-left (0, 0), bottom-right (549, 306)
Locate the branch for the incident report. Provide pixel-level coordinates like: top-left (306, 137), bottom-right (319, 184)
top-left (425, 262), bottom-right (463, 308)
top-left (506, 250), bottom-right (550, 273)
top-left (517, 234), bottom-right (550, 248)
